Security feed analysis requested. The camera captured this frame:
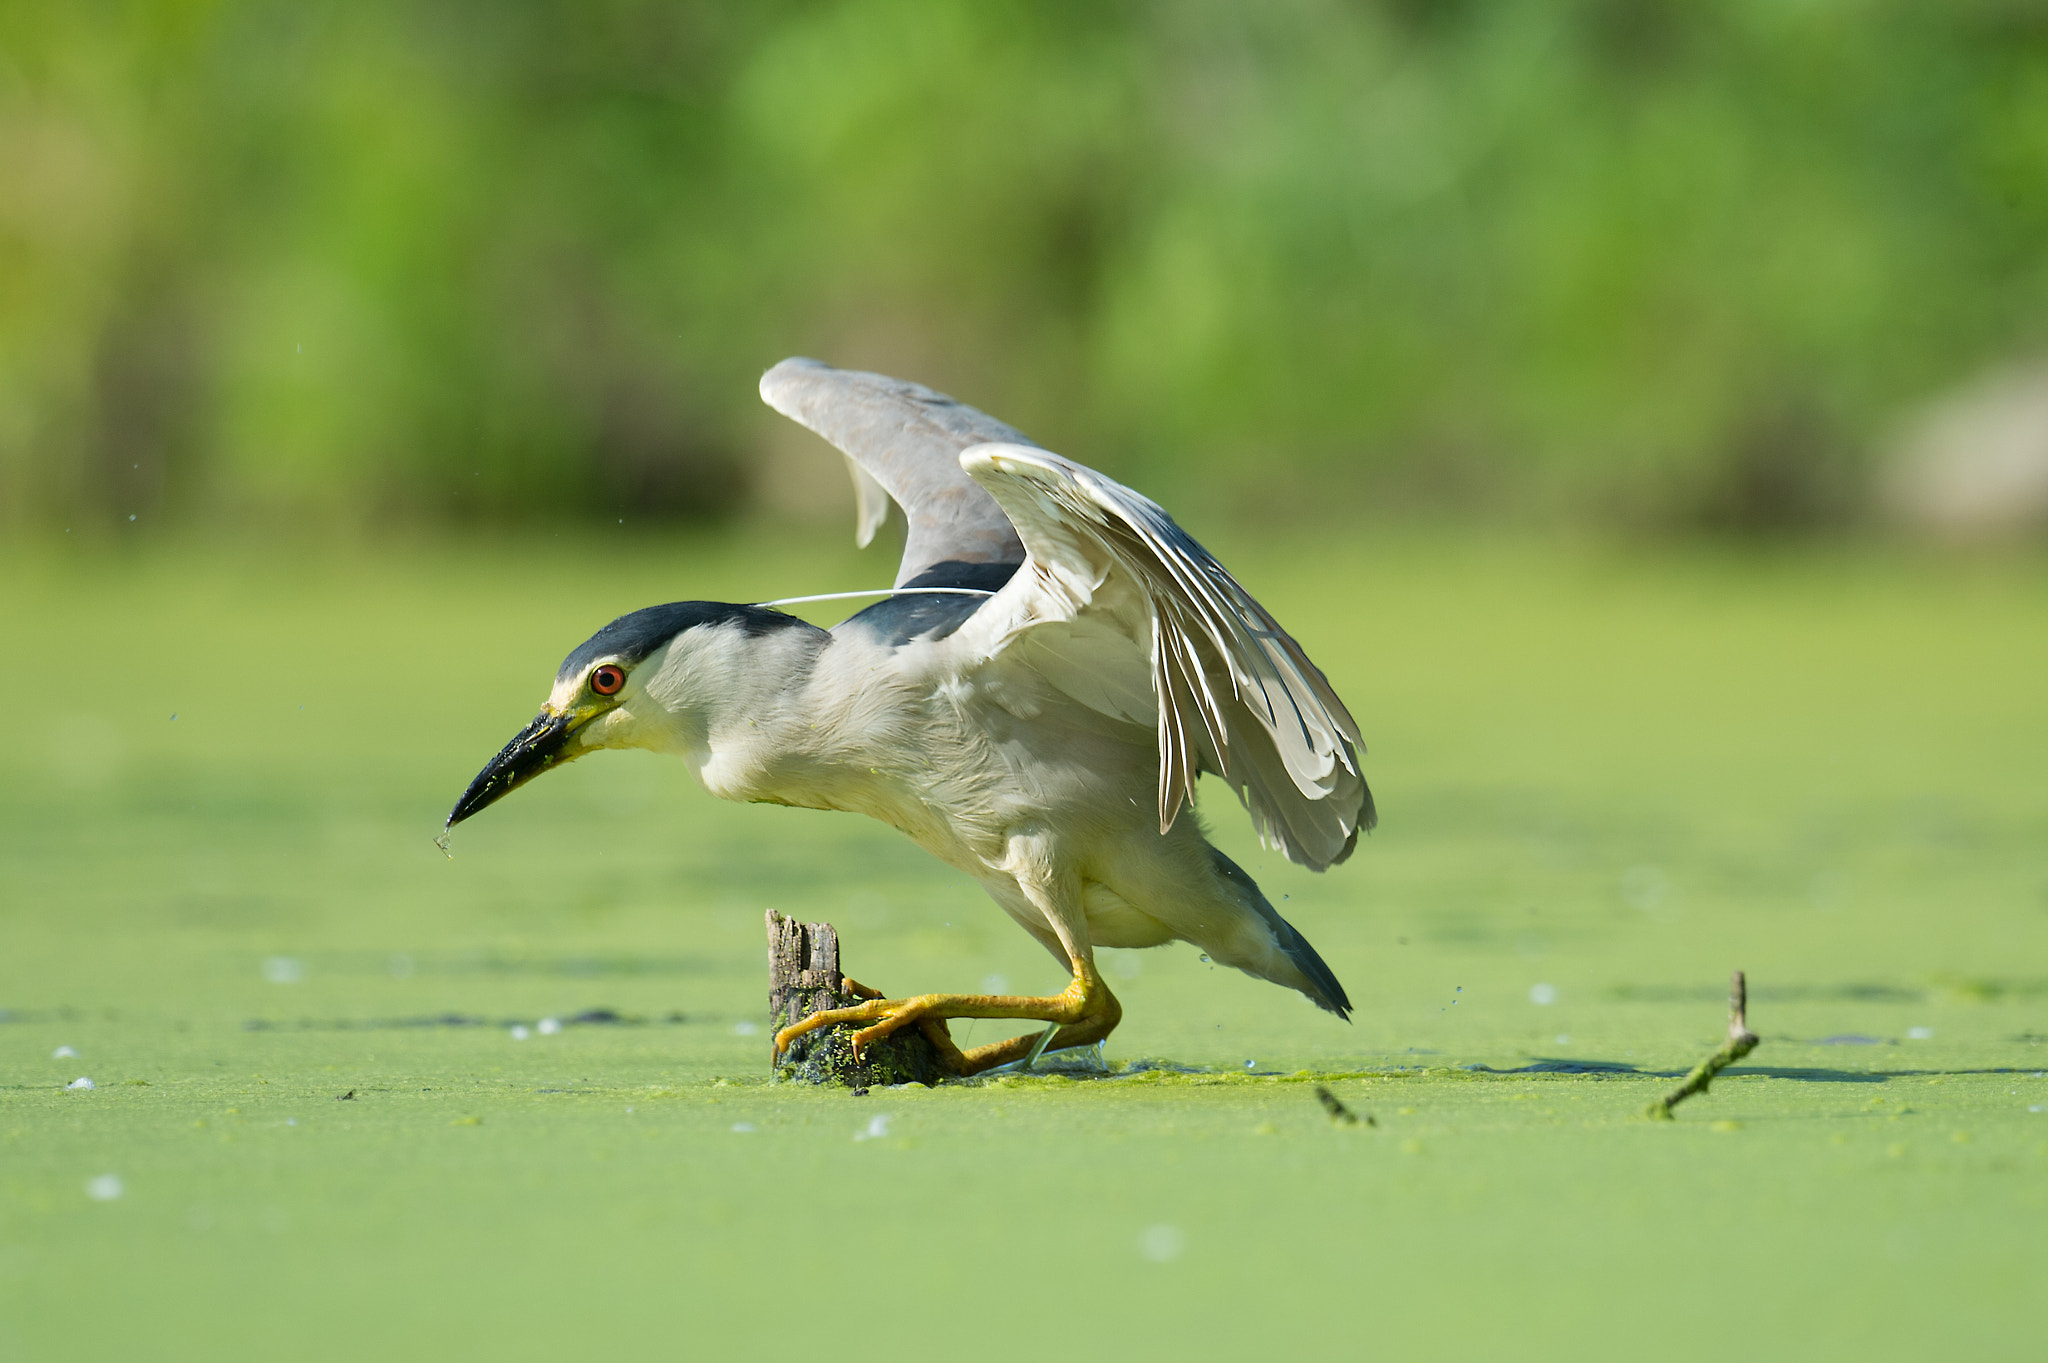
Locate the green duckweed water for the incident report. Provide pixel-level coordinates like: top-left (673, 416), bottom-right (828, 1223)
top-left (3, 529), bottom-right (2044, 1360)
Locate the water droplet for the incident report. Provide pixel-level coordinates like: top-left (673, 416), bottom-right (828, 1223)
top-left (53, 1045), bottom-right (78, 1060)
top-left (66, 1076), bottom-right (95, 1091)
top-left (85, 1174), bottom-right (123, 1201)
top-left (1138, 1224), bottom-right (1185, 1263)
top-left (537, 1017), bottom-right (561, 1036)
top-left (509, 1025), bottom-right (530, 1041)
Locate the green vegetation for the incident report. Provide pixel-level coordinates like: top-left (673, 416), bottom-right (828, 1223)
top-left (8, 1), bottom-right (2048, 531)
top-left (3, 531), bottom-right (2043, 1358)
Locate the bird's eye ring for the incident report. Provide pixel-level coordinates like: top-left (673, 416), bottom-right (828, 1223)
top-left (590, 665), bottom-right (626, 696)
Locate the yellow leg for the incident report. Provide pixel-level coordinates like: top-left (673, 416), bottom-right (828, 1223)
top-left (773, 961), bottom-right (1122, 1078)
top-left (944, 985), bottom-right (1122, 1075)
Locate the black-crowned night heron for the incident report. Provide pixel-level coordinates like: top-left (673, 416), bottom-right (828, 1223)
top-left (447, 358), bottom-right (1374, 1074)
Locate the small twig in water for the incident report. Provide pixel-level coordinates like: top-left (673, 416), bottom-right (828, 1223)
top-left (1645, 970), bottom-right (1760, 1121)
top-left (1316, 1084), bottom-right (1374, 1126)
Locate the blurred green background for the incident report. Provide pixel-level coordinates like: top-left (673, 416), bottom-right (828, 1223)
top-left (9, 0), bottom-right (2048, 538)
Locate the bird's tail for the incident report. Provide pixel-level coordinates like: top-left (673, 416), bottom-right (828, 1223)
top-left (1207, 847), bottom-right (1352, 1019)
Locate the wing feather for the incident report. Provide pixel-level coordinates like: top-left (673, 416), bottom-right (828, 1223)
top-left (843, 455), bottom-right (891, 549)
top-left (761, 358), bottom-right (1028, 586)
top-left (758, 359), bottom-right (1372, 869)
top-left (958, 444), bottom-right (1374, 871)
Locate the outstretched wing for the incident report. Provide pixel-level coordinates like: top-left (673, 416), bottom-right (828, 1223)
top-left (956, 444), bottom-right (1374, 872)
top-left (759, 357), bottom-right (1029, 588)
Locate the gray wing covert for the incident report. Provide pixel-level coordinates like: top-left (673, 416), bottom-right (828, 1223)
top-left (759, 358), bottom-right (1030, 588)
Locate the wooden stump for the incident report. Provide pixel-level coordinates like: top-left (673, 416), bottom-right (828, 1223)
top-left (766, 909), bottom-right (946, 1087)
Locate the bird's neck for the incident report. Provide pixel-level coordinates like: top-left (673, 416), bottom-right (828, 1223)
top-left (626, 622), bottom-right (850, 806)
top-left (676, 645), bottom-right (944, 828)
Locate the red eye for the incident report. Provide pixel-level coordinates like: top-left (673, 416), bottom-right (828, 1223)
top-left (590, 665), bottom-right (625, 696)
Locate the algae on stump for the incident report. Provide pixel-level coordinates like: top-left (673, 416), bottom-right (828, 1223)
top-left (766, 909), bottom-right (945, 1087)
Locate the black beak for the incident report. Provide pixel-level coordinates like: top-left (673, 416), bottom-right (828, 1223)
top-left (446, 709), bottom-right (576, 828)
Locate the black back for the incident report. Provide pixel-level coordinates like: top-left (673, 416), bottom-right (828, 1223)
top-left (836, 560), bottom-right (1020, 648)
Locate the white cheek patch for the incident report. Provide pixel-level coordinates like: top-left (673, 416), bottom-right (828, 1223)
top-left (548, 676), bottom-right (588, 711)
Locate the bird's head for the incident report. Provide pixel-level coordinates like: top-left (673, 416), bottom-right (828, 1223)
top-left (445, 601), bottom-right (812, 830)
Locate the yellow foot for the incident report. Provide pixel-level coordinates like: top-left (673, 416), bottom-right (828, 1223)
top-left (772, 974), bottom-right (1121, 1078)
